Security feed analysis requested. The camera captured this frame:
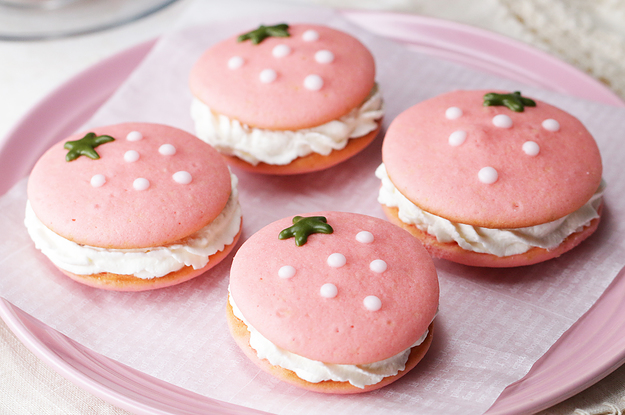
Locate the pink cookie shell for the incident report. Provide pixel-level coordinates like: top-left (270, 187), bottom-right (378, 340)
top-left (27, 123), bottom-right (232, 249)
top-left (382, 90), bottom-right (603, 229)
top-left (229, 212), bottom-right (439, 365)
top-left (189, 24), bottom-right (376, 130)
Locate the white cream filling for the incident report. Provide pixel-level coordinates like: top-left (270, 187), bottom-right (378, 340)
top-left (375, 163), bottom-right (606, 257)
top-left (24, 173), bottom-right (242, 279)
top-left (190, 86), bottom-right (384, 166)
top-left (229, 291), bottom-right (429, 389)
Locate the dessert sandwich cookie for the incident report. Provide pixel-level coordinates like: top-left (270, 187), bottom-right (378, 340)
top-left (25, 123), bottom-right (242, 291)
top-left (227, 212), bottom-right (439, 393)
top-left (376, 90), bottom-right (605, 268)
top-left (189, 23), bottom-right (384, 174)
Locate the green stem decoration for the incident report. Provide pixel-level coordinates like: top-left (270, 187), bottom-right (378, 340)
top-left (64, 132), bottom-right (115, 162)
top-left (279, 216), bottom-right (333, 246)
top-left (238, 23), bottom-right (290, 45)
top-left (483, 91), bottom-right (536, 112)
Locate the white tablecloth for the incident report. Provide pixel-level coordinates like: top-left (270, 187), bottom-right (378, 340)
top-left (1, 0), bottom-right (624, 413)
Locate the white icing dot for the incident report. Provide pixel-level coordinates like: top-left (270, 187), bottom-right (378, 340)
top-left (523, 141), bottom-right (540, 156)
top-left (272, 44), bottom-right (291, 58)
top-left (159, 144), bottom-right (176, 156)
top-left (124, 150), bottom-right (140, 162)
top-left (445, 107), bottom-right (462, 120)
top-left (320, 283), bottom-right (338, 299)
top-left (302, 29), bottom-right (319, 42)
top-left (542, 119), bottom-right (560, 132)
top-left (227, 56), bottom-right (244, 70)
top-left (278, 265), bottom-right (296, 279)
top-left (448, 130), bottom-right (467, 146)
top-left (90, 174), bottom-right (106, 188)
top-left (327, 253), bottom-right (346, 268)
top-left (364, 295), bottom-right (382, 311)
top-left (370, 259), bottom-right (387, 274)
top-left (478, 167), bottom-right (498, 184)
top-left (173, 171), bottom-right (192, 184)
top-left (314, 50), bottom-right (334, 64)
top-left (492, 114), bottom-right (513, 128)
top-left (304, 74), bottom-right (323, 91)
top-left (259, 69), bottom-right (277, 84)
top-left (126, 131), bottom-right (143, 141)
top-left (356, 231), bottom-right (374, 244)
top-left (133, 178), bottom-right (150, 191)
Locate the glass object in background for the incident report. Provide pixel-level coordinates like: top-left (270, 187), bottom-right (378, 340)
top-left (0, 0), bottom-right (179, 40)
top-left (0, 0), bottom-right (79, 9)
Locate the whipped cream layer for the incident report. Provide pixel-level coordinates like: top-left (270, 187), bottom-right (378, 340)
top-left (376, 164), bottom-right (605, 257)
top-left (191, 86), bottom-right (384, 166)
top-left (25, 174), bottom-right (242, 279)
top-left (229, 292), bottom-right (428, 389)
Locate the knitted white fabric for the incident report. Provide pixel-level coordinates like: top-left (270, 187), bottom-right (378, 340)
top-left (497, 0), bottom-right (625, 99)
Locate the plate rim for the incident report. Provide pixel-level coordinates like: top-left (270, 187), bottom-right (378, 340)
top-left (1, 10), bottom-right (624, 415)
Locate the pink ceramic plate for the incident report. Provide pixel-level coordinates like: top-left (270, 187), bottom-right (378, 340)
top-left (1, 11), bottom-right (624, 415)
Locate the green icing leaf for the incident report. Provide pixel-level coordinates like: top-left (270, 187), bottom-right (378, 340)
top-left (278, 216), bottom-right (333, 246)
top-left (483, 91), bottom-right (536, 112)
top-left (64, 132), bottom-right (115, 162)
top-left (237, 23), bottom-right (290, 45)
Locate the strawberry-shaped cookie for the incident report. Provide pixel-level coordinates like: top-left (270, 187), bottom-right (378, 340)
top-left (376, 90), bottom-right (605, 267)
top-left (227, 212), bottom-right (439, 393)
top-left (25, 123), bottom-right (242, 290)
top-left (189, 23), bottom-right (384, 174)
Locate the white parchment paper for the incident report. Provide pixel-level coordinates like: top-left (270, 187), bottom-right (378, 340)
top-left (1, 1), bottom-right (625, 414)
